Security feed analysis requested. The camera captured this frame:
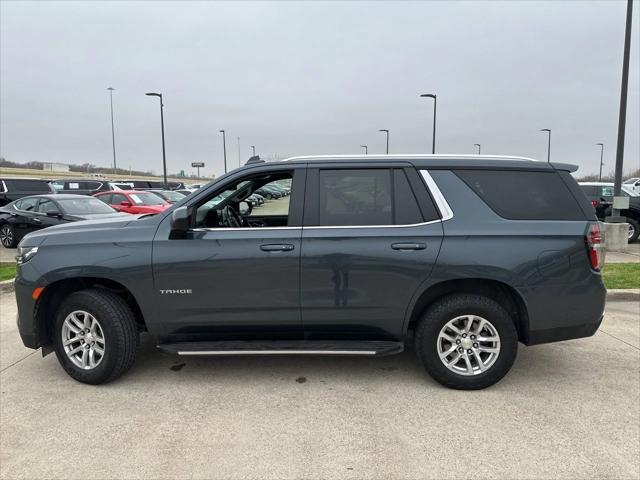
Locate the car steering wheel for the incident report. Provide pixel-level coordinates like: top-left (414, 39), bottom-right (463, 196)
top-left (221, 205), bottom-right (243, 228)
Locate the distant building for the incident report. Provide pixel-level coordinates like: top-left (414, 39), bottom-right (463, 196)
top-left (42, 162), bottom-right (69, 172)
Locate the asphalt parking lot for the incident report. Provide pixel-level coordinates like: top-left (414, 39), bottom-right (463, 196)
top-left (0, 292), bottom-right (638, 480)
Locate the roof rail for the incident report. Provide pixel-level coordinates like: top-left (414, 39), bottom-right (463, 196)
top-left (281, 154), bottom-right (540, 163)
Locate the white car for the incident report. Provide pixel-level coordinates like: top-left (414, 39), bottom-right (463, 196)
top-left (623, 177), bottom-right (640, 195)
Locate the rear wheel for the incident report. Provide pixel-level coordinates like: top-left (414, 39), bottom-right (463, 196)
top-left (627, 218), bottom-right (639, 243)
top-left (53, 289), bottom-right (138, 384)
top-left (415, 294), bottom-right (518, 390)
top-left (0, 224), bottom-right (17, 248)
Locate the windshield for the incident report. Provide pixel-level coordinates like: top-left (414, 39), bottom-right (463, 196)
top-left (622, 185), bottom-right (639, 197)
top-left (129, 192), bottom-right (166, 205)
top-left (159, 190), bottom-right (185, 202)
top-left (58, 198), bottom-right (117, 215)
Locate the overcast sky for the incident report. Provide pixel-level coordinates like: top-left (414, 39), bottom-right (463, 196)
top-left (1, 1), bottom-right (639, 178)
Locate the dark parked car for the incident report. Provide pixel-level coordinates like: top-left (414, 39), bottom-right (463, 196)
top-left (49, 179), bottom-right (111, 196)
top-left (0, 194), bottom-right (122, 248)
top-left (14, 155), bottom-right (605, 389)
top-left (579, 182), bottom-right (640, 242)
top-left (0, 178), bottom-right (53, 206)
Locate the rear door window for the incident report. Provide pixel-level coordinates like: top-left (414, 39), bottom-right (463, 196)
top-left (319, 169), bottom-right (393, 226)
top-left (455, 170), bottom-right (584, 221)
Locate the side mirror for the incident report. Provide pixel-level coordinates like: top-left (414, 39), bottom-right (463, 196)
top-left (120, 201), bottom-right (132, 207)
top-left (46, 211), bottom-right (61, 218)
top-left (170, 206), bottom-right (190, 239)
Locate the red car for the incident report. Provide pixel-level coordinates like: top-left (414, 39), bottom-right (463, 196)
top-left (94, 190), bottom-right (170, 214)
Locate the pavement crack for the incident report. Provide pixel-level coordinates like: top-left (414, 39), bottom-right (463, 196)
top-left (599, 329), bottom-right (640, 351)
top-left (0, 350), bottom-right (38, 374)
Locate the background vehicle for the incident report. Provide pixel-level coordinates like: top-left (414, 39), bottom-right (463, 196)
top-left (175, 189), bottom-right (194, 196)
top-left (93, 190), bottom-right (170, 214)
top-left (579, 181), bottom-right (640, 242)
top-left (0, 194), bottom-right (122, 248)
top-left (14, 155), bottom-right (605, 390)
top-left (49, 179), bottom-right (111, 196)
top-left (0, 178), bottom-right (53, 206)
top-left (146, 190), bottom-right (186, 204)
top-left (623, 177), bottom-right (640, 195)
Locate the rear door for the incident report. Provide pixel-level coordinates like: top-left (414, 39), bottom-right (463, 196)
top-left (300, 165), bottom-right (444, 340)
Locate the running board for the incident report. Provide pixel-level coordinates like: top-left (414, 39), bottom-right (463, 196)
top-left (157, 340), bottom-right (404, 357)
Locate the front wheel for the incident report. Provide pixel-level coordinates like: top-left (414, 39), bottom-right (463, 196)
top-left (627, 218), bottom-right (639, 243)
top-left (53, 289), bottom-right (139, 384)
top-left (0, 223), bottom-right (17, 248)
top-left (415, 294), bottom-right (518, 390)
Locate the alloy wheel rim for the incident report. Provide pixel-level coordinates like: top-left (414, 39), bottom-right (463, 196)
top-left (437, 315), bottom-right (501, 376)
top-left (61, 310), bottom-right (105, 370)
top-left (629, 224), bottom-right (635, 239)
top-left (0, 226), bottom-right (12, 246)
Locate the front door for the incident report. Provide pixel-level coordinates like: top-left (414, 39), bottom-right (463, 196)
top-left (151, 167), bottom-right (306, 342)
top-left (300, 166), bottom-right (444, 340)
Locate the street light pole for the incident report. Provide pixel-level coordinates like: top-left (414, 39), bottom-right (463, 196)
top-left (251, 145), bottom-right (256, 156)
top-left (145, 92), bottom-right (168, 189)
top-left (107, 87), bottom-right (117, 174)
top-left (360, 145), bottom-right (368, 155)
top-left (378, 129), bottom-right (389, 154)
top-left (219, 130), bottom-right (227, 174)
top-left (612, 0), bottom-right (633, 219)
top-left (540, 129), bottom-right (551, 163)
top-left (596, 143), bottom-right (605, 182)
top-left (420, 93), bottom-right (437, 154)
top-left (474, 143), bottom-right (481, 155)
top-left (237, 137), bottom-right (241, 167)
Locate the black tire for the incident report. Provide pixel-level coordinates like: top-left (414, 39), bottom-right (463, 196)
top-left (627, 217), bottom-right (639, 243)
top-left (415, 294), bottom-right (518, 390)
top-left (53, 288), bottom-right (138, 385)
top-left (0, 223), bottom-right (17, 248)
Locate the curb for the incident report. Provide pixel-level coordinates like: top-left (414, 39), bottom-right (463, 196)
top-left (606, 289), bottom-right (640, 302)
top-left (0, 279), bottom-right (15, 294)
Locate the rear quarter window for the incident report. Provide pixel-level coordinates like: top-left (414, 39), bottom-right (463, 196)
top-left (455, 170), bottom-right (585, 221)
top-left (4, 179), bottom-right (50, 192)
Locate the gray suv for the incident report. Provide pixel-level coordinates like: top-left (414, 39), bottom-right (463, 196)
top-left (14, 155), bottom-right (606, 389)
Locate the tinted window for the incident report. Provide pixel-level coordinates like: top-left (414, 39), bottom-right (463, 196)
top-left (17, 197), bottom-right (38, 211)
top-left (4, 180), bottom-right (50, 192)
top-left (319, 169), bottom-right (392, 226)
top-left (36, 199), bottom-right (58, 214)
top-left (110, 194), bottom-right (126, 204)
top-left (600, 186), bottom-right (614, 197)
top-left (455, 170), bottom-right (584, 221)
top-left (97, 194), bottom-right (113, 204)
top-left (394, 170), bottom-right (424, 225)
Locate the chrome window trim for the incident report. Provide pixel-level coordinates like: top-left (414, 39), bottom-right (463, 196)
top-left (189, 168), bottom-right (452, 232)
top-left (420, 170), bottom-right (453, 221)
top-left (191, 226), bottom-right (302, 232)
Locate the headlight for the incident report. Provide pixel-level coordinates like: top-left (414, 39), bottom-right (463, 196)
top-left (16, 246), bottom-right (39, 264)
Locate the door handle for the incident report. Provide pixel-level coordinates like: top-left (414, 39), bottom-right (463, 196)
top-left (33, 218), bottom-right (42, 224)
top-left (260, 244), bottom-right (294, 252)
top-left (391, 242), bottom-right (426, 251)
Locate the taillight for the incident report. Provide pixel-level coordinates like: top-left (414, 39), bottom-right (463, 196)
top-left (591, 200), bottom-right (599, 208)
top-left (586, 222), bottom-right (603, 271)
